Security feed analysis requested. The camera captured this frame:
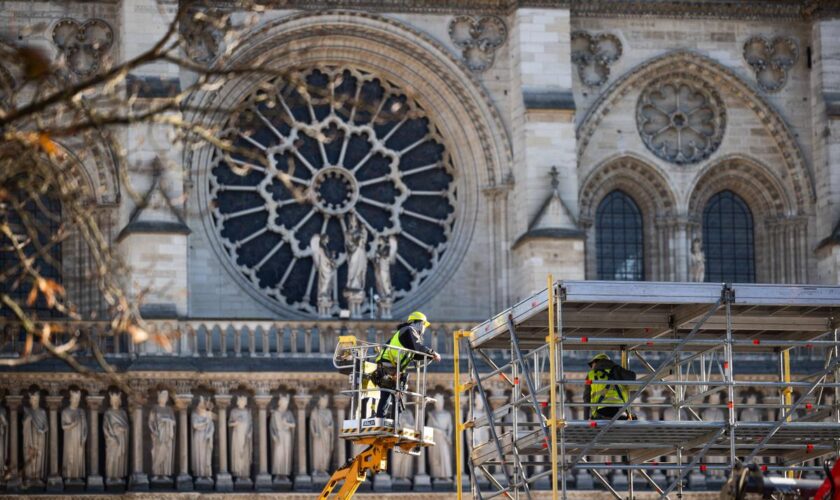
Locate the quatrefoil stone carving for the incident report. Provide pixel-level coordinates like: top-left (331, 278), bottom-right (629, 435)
top-left (743, 36), bottom-right (798, 92)
top-left (52, 18), bottom-right (114, 76)
top-left (571, 31), bottom-right (622, 87)
top-left (448, 16), bottom-right (507, 73)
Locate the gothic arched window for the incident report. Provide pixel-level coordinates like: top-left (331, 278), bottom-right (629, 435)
top-left (0, 187), bottom-right (63, 317)
top-left (596, 190), bottom-right (644, 281)
top-left (702, 190), bottom-right (755, 283)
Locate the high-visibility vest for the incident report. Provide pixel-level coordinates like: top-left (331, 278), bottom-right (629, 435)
top-left (587, 368), bottom-right (628, 417)
top-left (376, 328), bottom-right (413, 371)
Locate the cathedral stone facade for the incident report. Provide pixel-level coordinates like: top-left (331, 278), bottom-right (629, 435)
top-left (1, 0), bottom-right (840, 495)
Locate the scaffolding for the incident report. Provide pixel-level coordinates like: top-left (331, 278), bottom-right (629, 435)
top-left (454, 279), bottom-right (840, 500)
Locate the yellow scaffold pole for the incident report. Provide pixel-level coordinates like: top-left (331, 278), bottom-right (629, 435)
top-left (547, 274), bottom-right (559, 500)
top-left (453, 329), bottom-right (472, 500)
top-left (783, 348), bottom-right (793, 479)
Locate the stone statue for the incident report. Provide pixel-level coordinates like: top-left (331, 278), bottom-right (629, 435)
top-left (191, 396), bottom-right (215, 478)
top-left (23, 391), bottom-right (47, 483)
top-left (311, 234), bottom-right (337, 315)
top-left (61, 389), bottom-right (88, 479)
top-left (229, 395), bottom-right (252, 479)
top-left (344, 213), bottom-right (368, 291)
top-left (427, 394), bottom-right (453, 480)
top-left (103, 391), bottom-right (129, 480)
top-left (309, 395), bottom-right (334, 476)
top-left (689, 238), bottom-right (705, 282)
top-left (270, 394), bottom-right (295, 477)
top-left (373, 235), bottom-right (398, 299)
top-left (149, 389), bottom-right (176, 478)
top-left (391, 410), bottom-right (415, 480)
top-left (739, 393), bottom-right (762, 422)
top-left (470, 395), bottom-right (489, 451)
top-left (0, 403), bottom-right (8, 478)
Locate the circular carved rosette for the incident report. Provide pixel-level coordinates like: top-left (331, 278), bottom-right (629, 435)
top-left (209, 66), bottom-right (457, 317)
top-left (636, 75), bottom-right (726, 165)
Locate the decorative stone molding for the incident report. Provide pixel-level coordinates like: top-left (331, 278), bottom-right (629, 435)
top-left (51, 18), bottom-right (114, 76)
top-left (576, 51), bottom-right (814, 209)
top-left (180, 4), bottom-right (229, 64)
top-left (448, 15), bottom-right (507, 72)
top-left (743, 36), bottom-right (799, 93)
top-left (187, 10), bottom-right (512, 320)
top-left (636, 74), bottom-right (726, 165)
top-left (570, 31), bottom-right (622, 87)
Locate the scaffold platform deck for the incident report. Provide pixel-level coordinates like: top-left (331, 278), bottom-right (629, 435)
top-left (453, 280), bottom-right (840, 500)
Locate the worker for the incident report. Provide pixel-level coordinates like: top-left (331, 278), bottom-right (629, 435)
top-left (583, 353), bottom-right (636, 420)
top-left (374, 311), bottom-right (441, 419)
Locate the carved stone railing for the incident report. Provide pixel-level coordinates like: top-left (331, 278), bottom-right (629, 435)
top-left (0, 320), bottom-right (475, 360)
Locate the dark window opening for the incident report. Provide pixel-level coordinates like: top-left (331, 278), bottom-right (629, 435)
top-left (702, 190), bottom-right (755, 283)
top-left (596, 190), bottom-right (644, 281)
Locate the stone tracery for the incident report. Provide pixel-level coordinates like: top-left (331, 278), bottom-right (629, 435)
top-left (636, 74), bottom-right (726, 165)
top-left (209, 66), bottom-right (457, 317)
top-left (571, 31), bottom-right (622, 87)
top-left (743, 35), bottom-right (799, 93)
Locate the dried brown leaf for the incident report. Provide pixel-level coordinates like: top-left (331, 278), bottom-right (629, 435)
top-left (23, 332), bottom-right (33, 357)
top-left (127, 324), bottom-right (149, 343)
top-left (17, 46), bottom-right (51, 80)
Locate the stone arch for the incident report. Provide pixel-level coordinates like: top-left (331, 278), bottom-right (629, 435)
top-left (688, 155), bottom-right (806, 283)
top-left (187, 10), bottom-right (512, 319)
top-left (577, 50), bottom-right (813, 213)
top-left (579, 155), bottom-right (677, 280)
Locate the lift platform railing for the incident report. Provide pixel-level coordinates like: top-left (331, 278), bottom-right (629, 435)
top-left (333, 335), bottom-right (434, 449)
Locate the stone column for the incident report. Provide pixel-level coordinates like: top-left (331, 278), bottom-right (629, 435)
top-left (46, 394), bottom-right (63, 492)
top-left (333, 395), bottom-right (349, 472)
top-left (5, 394), bottom-right (22, 491)
top-left (86, 396), bottom-right (105, 492)
top-left (254, 392), bottom-right (273, 491)
top-left (293, 393), bottom-right (312, 491)
top-left (174, 394), bottom-right (193, 491)
top-left (128, 396), bottom-right (149, 491)
top-left (214, 394), bottom-right (233, 492)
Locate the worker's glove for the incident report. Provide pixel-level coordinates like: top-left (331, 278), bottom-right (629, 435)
top-left (432, 351), bottom-right (441, 362)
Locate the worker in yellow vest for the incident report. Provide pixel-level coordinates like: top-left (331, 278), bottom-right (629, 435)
top-left (374, 311), bottom-right (441, 418)
top-left (583, 353), bottom-right (636, 420)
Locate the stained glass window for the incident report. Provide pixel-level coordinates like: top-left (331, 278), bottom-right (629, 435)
top-left (702, 190), bottom-right (755, 283)
top-left (596, 190), bottom-right (644, 281)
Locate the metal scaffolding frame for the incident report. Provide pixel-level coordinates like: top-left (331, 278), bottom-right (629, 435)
top-left (453, 279), bottom-right (840, 500)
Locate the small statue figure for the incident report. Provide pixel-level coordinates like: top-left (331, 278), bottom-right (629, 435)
top-left (374, 235), bottom-right (398, 299)
top-left (391, 410), bottom-right (415, 481)
top-left (149, 390), bottom-right (176, 478)
top-left (344, 213), bottom-right (368, 291)
top-left (311, 234), bottom-right (337, 316)
top-left (270, 394), bottom-right (295, 477)
top-left (228, 395), bottom-right (252, 479)
top-left (427, 394), bottom-right (453, 480)
top-left (309, 395), bottom-right (334, 476)
top-left (689, 237), bottom-right (705, 282)
top-left (191, 396), bottom-right (215, 478)
top-left (103, 391), bottom-right (129, 480)
top-left (61, 389), bottom-right (87, 479)
top-left (23, 391), bottom-right (48, 483)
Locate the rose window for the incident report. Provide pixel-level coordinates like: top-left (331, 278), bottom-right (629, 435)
top-left (208, 67), bottom-right (456, 316)
top-left (636, 75), bottom-right (726, 165)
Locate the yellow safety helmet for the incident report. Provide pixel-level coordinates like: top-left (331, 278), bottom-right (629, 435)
top-left (407, 311), bottom-right (431, 328)
top-left (588, 353), bottom-right (611, 365)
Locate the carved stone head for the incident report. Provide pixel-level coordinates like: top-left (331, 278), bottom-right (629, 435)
top-left (474, 394), bottom-right (484, 411)
top-left (745, 393), bottom-right (758, 405)
top-left (69, 390), bottom-right (81, 409)
top-left (236, 395), bottom-right (247, 409)
top-left (692, 238), bottom-right (702, 253)
top-left (277, 394), bottom-right (289, 412)
top-left (109, 392), bottom-right (122, 410)
top-left (29, 391), bottom-right (40, 408)
top-left (433, 393), bottom-right (444, 411)
top-left (157, 390), bottom-right (169, 407)
top-left (318, 394), bottom-right (329, 409)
